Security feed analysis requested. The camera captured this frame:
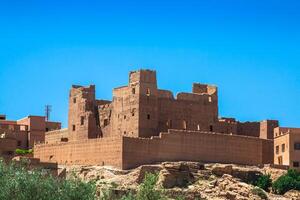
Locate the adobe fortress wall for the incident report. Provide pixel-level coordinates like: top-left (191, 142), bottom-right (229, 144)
top-left (34, 136), bottom-right (122, 168)
top-left (122, 129), bottom-right (274, 169)
top-left (35, 129), bottom-right (273, 170)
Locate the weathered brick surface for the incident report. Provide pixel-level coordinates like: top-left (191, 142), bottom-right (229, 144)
top-left (34, 137), bottom-right (122, 167)
top-left (122, 130), bottom-right (273, 169)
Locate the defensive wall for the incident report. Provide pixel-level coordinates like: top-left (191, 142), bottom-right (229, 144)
top-left (34, 129), bottom-right (273, 170)
top-left (34, 136), bottom-right (122, 168)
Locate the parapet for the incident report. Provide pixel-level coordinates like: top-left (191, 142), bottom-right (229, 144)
top-left (129, 69), bottom-right (157, 84)
top-left (192, 83), bottom-right (217, 95)
top-left (71, 85), bottom-right (95, 90)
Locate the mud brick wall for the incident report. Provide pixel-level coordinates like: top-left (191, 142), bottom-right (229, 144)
top-left (34, 137), bottom-right (122, 168)
top-left (45, 129), bottom-right (69, 144)
top-left (122, 130), bottom-right (273, 169)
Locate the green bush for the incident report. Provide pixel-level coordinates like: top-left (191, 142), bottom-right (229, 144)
top-left (253, 174), bottom-right (272, 192)
top-left (272, 169), bottom-right (300, 195)
top-left (136, 172), bottom-right (166, 200)
top-left (0, 159), bottom-right (172, 200)
top-left (15, 149), bottom-right (33, 155)
top-left (0, 158), bottom-right (97, 200)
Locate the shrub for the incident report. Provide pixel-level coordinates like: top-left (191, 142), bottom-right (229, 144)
top-left (0, 158), bottom-right (97, 200)
top-left (15, 149), bottom-right (33, 155)
top-left (251, 187), bottom-right (268, 200)
top-left (99, 182), bottom-right (118, 200)
top-left (272, 169), bottom-right (300, 195)
top-left (254, 174), bottom-right (272, 192)
top-left (136, 172), bottom-right (166, 200)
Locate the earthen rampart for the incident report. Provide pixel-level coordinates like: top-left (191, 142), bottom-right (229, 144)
top-left (122, 129), bottom-right (273, 169)
top-left (34, 136), bottom-right (122, 168)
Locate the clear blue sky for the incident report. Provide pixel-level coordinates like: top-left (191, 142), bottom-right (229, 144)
top-left (0, 0), bottom-right (299, 128)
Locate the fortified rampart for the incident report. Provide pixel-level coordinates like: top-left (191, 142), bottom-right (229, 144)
top-left (123, 130), bottom-right (273, 169)
top-left (34, 129), bottom-right (273, 170)
top-left (34, 136), bottom-right (122, 167)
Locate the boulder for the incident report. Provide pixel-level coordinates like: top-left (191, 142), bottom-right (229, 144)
top-left (284, 190), bottom-right (300, 200)
top-left (211, 164), bottom-right (263, 183)
top-left (136, 165), bottom-right (162, 184)
top-left (158, 162), bottom-right (195, 188)
top-left (211, 164), bottom-right (233, 176)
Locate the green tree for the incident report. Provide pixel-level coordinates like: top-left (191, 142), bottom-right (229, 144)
top-left (272, 169), bottom-right (300, 195)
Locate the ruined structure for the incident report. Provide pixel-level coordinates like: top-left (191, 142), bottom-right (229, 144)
top-left (33, 69), bottom-right (299, 170)
top-left (0, 115), bottom-right (61, 156)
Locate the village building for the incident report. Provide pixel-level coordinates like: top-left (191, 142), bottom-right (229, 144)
top-left (0, 115), bottom-right (61, 156)
top-left (274, 127), bottom-right (300, 169)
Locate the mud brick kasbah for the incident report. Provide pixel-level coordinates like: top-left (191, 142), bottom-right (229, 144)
top-left (31, 69), bottom-right (300, 170)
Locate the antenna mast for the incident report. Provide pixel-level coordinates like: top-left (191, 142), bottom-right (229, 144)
top-left (45, 105), bottom-right (52, 121)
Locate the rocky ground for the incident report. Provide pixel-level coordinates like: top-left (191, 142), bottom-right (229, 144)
top-left (60, 162), bottom-right (299, 200)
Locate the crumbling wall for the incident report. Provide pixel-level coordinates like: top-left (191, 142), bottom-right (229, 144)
top-left (45, 128), bottom-right (69, 144)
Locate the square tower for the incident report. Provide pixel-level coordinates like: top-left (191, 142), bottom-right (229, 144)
top-left (68, 85), bottom-right (100, 141)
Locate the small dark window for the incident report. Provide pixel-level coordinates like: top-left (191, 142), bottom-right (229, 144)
top-left (124, 115), bottom-right (126, 119)
top-left (132, 112), bottom-right (135, 116)
top-left (124, 131), bottom-right (126, 135)
top-left (276, 145), bottom-right (279, 154)
top-left (73, 98), bottom-right (76, 103)
top-left (167, 120), bottom-right (172, 128)
top-left (294, 143), bottom-right (300, 150)
top-left (132, 88), bottom-right (136, 94)
top-left (282, 144), bottom-right (285, 152)
top-left (80, 116), bottom-right (84, 125)
top-left (61, 138), bottom-right (68, 142)
top-left (293, 162), bottom-right (299, 168)
top-left (104, 119), bottom-right (108, 126)
top-left (72, 125), bottom-right (76, 131)
top-left (17, 141), bottom-right (22, 146)
top-left (209, 125), bottom-right (213, 132)
top-left (46, 128), bottom-right (49, 132)
top-left (147, 114), bottom-right (150, 120)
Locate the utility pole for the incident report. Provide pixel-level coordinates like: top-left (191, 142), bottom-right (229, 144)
top-left (45, 105), bottom-right (52, 121)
